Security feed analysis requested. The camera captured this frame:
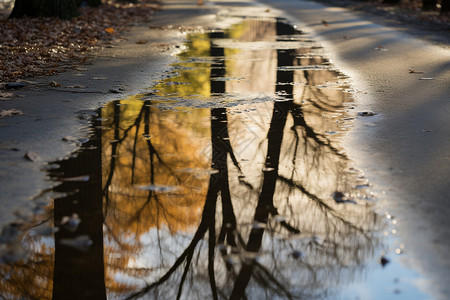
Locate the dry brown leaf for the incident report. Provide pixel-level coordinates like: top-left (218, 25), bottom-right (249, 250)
top-left (0, 92), bottom-right (15, 100)
top-left (0, 109), bottom-right (23, 118)
top-left (24, 151), bottom-right (39, 162)
top-left (105, 27), bottom-right (115, 34)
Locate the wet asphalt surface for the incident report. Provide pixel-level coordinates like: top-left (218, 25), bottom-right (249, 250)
top-left (1, 0), bottom-right (450, 299)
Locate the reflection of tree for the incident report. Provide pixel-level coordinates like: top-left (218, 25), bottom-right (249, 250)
top-left (0, 19), bottom-right (383, 300)
top-left (51, 115), bottom-right (107, 300)
top-left (124, 21), bottom-right (381, 300)
top-left (0, 231), bottom-right (54, 300)
top-left (99, 95), bottom-right (212, 296)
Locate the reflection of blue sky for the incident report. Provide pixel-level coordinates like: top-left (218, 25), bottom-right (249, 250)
top-left (339, 235), bottom-right (434, 300)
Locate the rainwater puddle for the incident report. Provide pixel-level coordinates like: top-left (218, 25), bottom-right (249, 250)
top-left (0, 18), bottom-right (433, 300)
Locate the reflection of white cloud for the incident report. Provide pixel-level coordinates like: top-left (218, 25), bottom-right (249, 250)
top-left (412, 278), bottom-right (437, 300)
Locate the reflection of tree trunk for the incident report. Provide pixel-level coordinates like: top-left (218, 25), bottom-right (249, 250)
top-left (230, 48), bottom-right (295, 300)
top-left (52, 110), bottom-right (106, 300)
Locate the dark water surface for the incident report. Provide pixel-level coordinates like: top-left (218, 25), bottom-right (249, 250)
top-left (0, 18), bottom-right (431, 300)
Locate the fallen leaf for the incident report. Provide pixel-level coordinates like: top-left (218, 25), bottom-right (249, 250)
top-left (105, 27), bottom-right (115, 34)
top-left (135, 184), bottom-right (180, 192)
top-left (24, 151), bottom-right (39, 162)
top-left (380, 256), bottom-right (390, 267)
top-left (61, 213), bottom-right (81, 232)
top-left (332, 191), bottom-right (357, 204)
top-left (56, 175), bottom-right (90, 182)
top-left (0, 109), bottom-right (23, 118)
top-left (49, 81), bottom-right (61, 87)
top-left (0, 92), bottom-right (16, 100)
top-left (291, 250), bottom-right (303, 259)
top-left (409, 69), bottom-right (424, 74)
top-left (60, 235), bottom-right (93, 252)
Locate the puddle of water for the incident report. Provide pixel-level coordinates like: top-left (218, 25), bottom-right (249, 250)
top-left (0, 18), bottom-right (433, 300)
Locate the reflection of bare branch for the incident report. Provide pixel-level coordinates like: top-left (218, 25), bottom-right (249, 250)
top-left (124, 220), bottom-right (208, 300)
top-left (290, 102), bottom-right (347, 159)
top-left (253, 260), bottom-right (294, 300)
top-left (301, 70), bottom-right (345, 112)
top-left (278, 176), bottom-right (371, 237)
top-left (176, 246), bottom-right (195, 299)
top-left (130, 105), bottom-right (145, 185)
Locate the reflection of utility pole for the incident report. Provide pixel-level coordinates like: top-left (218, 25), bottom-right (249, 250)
top-left (52, 110), bottom-right (106, 300)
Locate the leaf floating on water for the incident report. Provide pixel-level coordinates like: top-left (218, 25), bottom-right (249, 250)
top-left (60, 235), bottom-right (93, 252)
top-left (217, 244), bottom-right (228, 255)
top-left (312, 235), bottom-right (324, 245)
top-left (291, 250), bottom-right (303, 260)
top-left (358, 111), bottom-right (377, 117)
top-left (61, 213), bottom-right (81, 232)
top-left (57, 175), bottom-right (90, 182)
top-left (273, 215), bottom-right (287, 223)
top-left (262, 167), bottom-right (275, 172)
top-left (224, 254), bottom-right (240, 268)
top-left (135, 184), bottom-right (180, 192)
top-left (176, 168), bottom-right (219, 175)
top-left (49, 81), bottom-right (61, 87)
top-left (24, 151), bottom-right (40, 162)
top-left (380, 256), bottom-right (390, 267)
top-left (332, 191), bottom-right (357, 204)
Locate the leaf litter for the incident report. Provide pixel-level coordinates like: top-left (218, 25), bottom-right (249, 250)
top-left (0, 0), bottom-right (161, 81)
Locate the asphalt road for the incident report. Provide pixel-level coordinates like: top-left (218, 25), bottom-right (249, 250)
top-left (1, 0), bottom-right (449, 298)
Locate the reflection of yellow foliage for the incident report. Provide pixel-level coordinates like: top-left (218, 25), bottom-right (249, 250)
top-left (102, 99), bottom-right (210, 238)
top-left (154, 33), bottom-right (212, 98)
top-left (101, 98), bottom-right (211, 295)
top-left (0, 237), bottom-right (54, 300)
